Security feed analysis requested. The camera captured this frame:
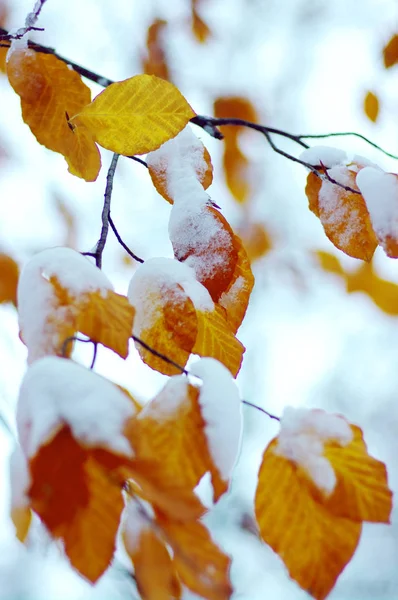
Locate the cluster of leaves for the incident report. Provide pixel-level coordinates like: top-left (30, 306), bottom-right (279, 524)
top-left (0, 19), bottom-right (395, 600)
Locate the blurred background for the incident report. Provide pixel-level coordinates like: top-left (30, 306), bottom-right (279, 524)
top-left (1, 0), bottom-right (398, 598)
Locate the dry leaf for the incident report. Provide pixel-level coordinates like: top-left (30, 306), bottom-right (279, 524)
top-left (0, 253), bottom-right (18, 305)
top-left (71, 74), bottom-right (195, 155)
top-left (364, 91), bottom-right (379, 123)
top-left (383, 33), bottom-right (398, 68)
top-left (143, 19), bottom-right (170, 81)
top-left (255, 439), bottom-right (362, 600)
top-left (7, 48), bottom-right (100, 181)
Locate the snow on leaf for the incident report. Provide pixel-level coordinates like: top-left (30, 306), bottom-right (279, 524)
top-left (7, 48), bottom-right (101, 181)
top-left (304, 163), bottom-right (378, 261)
top-left (170, 204), bottom-right (239, 303)
top-left (193, 306), bottom-right (245, 377)
top-left (128, 257), bottom-right (208, 376)
top-left (218, 234), bottom-right (254, 333)
top-left (255, 438), bottom-right (362, 600)
top-left (9, 446), bottom-right (32, 542)
top-left (122, 500), bottom-right (182, 600)
top-left (300, 146), bottom-right (347, 169)
top-left (70, 74), bottom-right (195, 156)
top-left (159, 515), bottom-right (233, 600)
top-left (147, 125), bottom-right (213, 204)
top-left (320, 425), bottom-right (393, 523)
top-left (356, 167), bottom-right (398, 258)
top-left (28, 426), bottom-right (125, 582)
top-left (17, 357), bottom-right (137, 459)
top-left (17, 247), bottom-right (134, 362)
top-left (190, 358), bottom-right (242, 499)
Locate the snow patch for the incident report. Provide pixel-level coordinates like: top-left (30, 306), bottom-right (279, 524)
top-left (9, 446), bottom-right (31, 510)
top-left (275, 407), bottom-right (353, 494)
top-left (138, 376), bottom-right (189, 422)
top-left (300, 146), bottom-right (347, 168)
top-left (17, 357), bottom-right (136, 458)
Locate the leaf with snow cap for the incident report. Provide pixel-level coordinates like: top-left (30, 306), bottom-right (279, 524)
top-left (122, 500), bottom-right (182, 600)
top-left (147, 125), bottom-right (213, 204)
top-left (356, 167), bottom-right (398, 258)
top-left (17, 358), bottom-right (138, 581)
top-left (7, 48), bottom-right (100, 181)
top-left (17, 247), bottom-right (134, 363)
top-left (255, 437), bottom-right (361, 600)
top-left (125, 359), bottom-right (242, 503)
top-left (301, 148), bottom-right (378, 261)
top-left (9, 447), bottom-right (32, 543)
top-left (70, 74), bottom-right (195, 155)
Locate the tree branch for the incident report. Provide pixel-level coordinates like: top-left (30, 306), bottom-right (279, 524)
top-left (108, 215), bottom-right (144, 264)
top-left (95, 153), bottom-right (119, 269)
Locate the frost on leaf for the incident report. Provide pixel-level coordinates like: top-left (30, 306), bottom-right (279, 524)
top-left (70, 74), bottom-right (195, 156)
top-left (7, 49), bottom-right (100, 181)
top-left (147, 124), bottom-right (213, 204)
top-left (356, 167), bottom-right (398, 258)
top-left (255, 408), bottom-right (392, 600)
top-left (17, 358), bottom-right (138, 581)
top-left (125, 359), bottom-right (242, 502)
top-left (303, 153), bottom-right (378, 261)
top-left (17, 247), bottom-right (134, 363)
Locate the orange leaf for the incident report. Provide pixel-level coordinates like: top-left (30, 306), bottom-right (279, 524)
top-left (11, 506), bottom-right (32, 543)
top-left (7, 48), bottom-right (101, 181)
top-left (0, 43), bottom-right (8, 74)
top-left (191, 7), bottom-right (211, 43)
top-left (255, 439), bottom-right (362, 600)
top-left (125, 377), bottom-right (227, 503)
top-left (238, 222), bottom-right (272, 263)
top-left (142, 19), bottom-right (170, 81)
top-left (171, 206), bottom-right (239, 302)
top-left (0, 253), bottom-right (19, 305)
top-left (383, 33), bottom-right (398, 68)
top-left (122, 500), bottom-right (181, 600)
top-left (193, 306), bottom-right (245, 376)
top-left (148, 130), bottom-right (213, 204)
top-left (314, 250), bottom-right (345, 277)
top-left (159, 516), bottom-right (233, 600)
top-left (321, 425), bottom-right (392, 523)
top-left (28, 426), bottom-right (125, 582)
top-left (305, 164), bottom-right (378, 261)
top-left (77, 290), bottom-right (135, 359)
top-left (364, 91), bottom-right (379, 123)
top-left (214, 96), bottom-right (257, 125)
top-left (346, 261), bottom-right (398, 315)
top-left (218, 234), bottom-right (254, 333)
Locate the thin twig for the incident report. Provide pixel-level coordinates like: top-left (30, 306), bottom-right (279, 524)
top-left (108, 215), bottom-right (144, 264)
top-left (127, 156), bottom-right (148, 168)
top-left (95, 153), bottom-right (119, 269)
top-left (61, 335), bottom-right (94, 358)
top-left (242, 400), bottom-right (280, 421)
top-left (298, 131), bottom-right (398, 160)
top-left (132, 335), bottom-right (189, 374)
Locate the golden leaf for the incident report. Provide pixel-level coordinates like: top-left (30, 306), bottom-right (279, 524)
top-left (255, 439), bottom-right (362, 600)
top-left (11, 506), bottom-right (32, 543)
top-left (383, 33), bottom-right (398, 68)
top-left (28, 426), bottom-right (125, 582)
top-left (0, 253), bottom-right (19, 305)
top-left (7, 48), bottom-right (100, 181)
top-left (160, 516), bottom-right (233, 600)
top-left (193, 306), bottom-right (245, 377)
top-left (77, 290), bottom-right (135, 359)
top-left (218, 234), bottom-right (254, 334)
top-left (191, 7), bottom-right (211, 43)
top-left (321, 425), bottom-right (392, 523)
top-left (364, 91), bottom-right (379, 123)
top-left (71, 74), bottom-right (195, 155)
top-left (0, 43), bottom-right (8, 74)
top-left (346, 261), bottom-right (398, 315)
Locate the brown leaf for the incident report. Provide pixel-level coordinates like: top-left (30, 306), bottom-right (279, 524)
top-left (383, 33), bottom-right (398, 68)
top-left (363, 91), bottom-right (379, 123)
top-left (0, 253), bottom-right (18, 305)
top-left (142, 19), bottom-right (170, 81)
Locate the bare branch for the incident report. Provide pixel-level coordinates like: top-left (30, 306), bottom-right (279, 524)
top-left (131, 335), bottom-right (189, 374)
top-left (95, 153), bottom-right (120, 269)
top-left (298, 131), bottom-right (398, 161)
top-left (108, 215), bottom-right (144, 264)
top-left (242, 400), bottom-right (280, 421)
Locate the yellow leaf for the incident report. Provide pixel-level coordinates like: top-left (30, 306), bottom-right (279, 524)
top-left (77, 290), bottom-right (135, 359)
top-left (28, 426), bottom-right (125, 582)
top-left (383, 33), bottom-right (398, 68)
top-left (71, 74), bottom-right (195, 155)
top-left (0, 43), bottom-right (8, 74)
top-left (364, 91), bottom-right (379, 123)
top-left (0, 253), bottom-right (19, 305)
top-left (255, 439), bottom-right (362, 600)
top-left (122, 501), bottom-right (181, 600)
top-left (7, 48), bottom-right (100, 181)
top-left (218, 234), bottom-right (254, 334)
top-left (321, 425), bottom-right (392, 523)
top-left (11, 506), bottom-right (32, 543)
top-left (193, 306), bottom-right (245, 377)
top-left (314, 250), bottom-right (345, 277)
top-left (347, 261), bottom-right (398, 315)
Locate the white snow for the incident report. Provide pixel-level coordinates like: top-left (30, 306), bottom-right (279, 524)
top-left (17, 356), bottom-right (137, 458)
top-left (137, 376), bottom-right (190, 422)
top-left (274, 407), bottom-right (353, 495)
top-left (6, 35), bottom-right (29, 63)
top-left (356, 167), bottom-right (398, 250)
top-left (300, 146), bottom-right (347, 168)
top-left (18, 247), bottom-right (114, 364)
top-left (9, 446), bottom-right (31, 510)
top-left (190, 358), bottom-right (242, 481)
top-left (122, 499), bottom-right (153, 555)
top-left (128, 257), bottom-right (214, 338)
